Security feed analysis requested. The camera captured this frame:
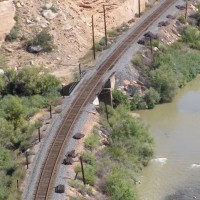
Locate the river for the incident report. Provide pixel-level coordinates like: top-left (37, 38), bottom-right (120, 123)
top-left (137, 76), bottom-right (200, 200)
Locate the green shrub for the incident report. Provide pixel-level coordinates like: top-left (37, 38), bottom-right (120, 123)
top-left (150, 66), bottom-right (178, 102)
top-left (0, 149), bottom-right (13, 171)
top-left (84, 165), bottom-right (96, 186)
top-left (178, 16), bottom-right (186, 24)
top-left (69, 179), bottom-right (80, 188)
top-left (50, 6), bottom-right (57, 13)
top-left (84, 134), bottom-right (100, 150)
top-left (26, 29), bottom-right (54, 52)
top-left (137, 101), bottom-right (147, 110)
top-left (69, 180), bottom-right (93, 196)
top-left (181, 26), bottom-right (200, 44)
top-left (132, 53), bottom-right (143, 66)
top-left (112, 89), bottom-right (129, 108)
top-left (105, 169), bottom-right (137, 200)
top-left (144, 87), bottom-right (160, 109)
top-left (11, 67), bottom-right (60, 96)
top-left (82, 151), bottom-right (96, 166)
top-left (5, 25), bottom-right (19, 42)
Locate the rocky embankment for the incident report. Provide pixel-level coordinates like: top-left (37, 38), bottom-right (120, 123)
top-left (0, 0), bottom-right (151, 83)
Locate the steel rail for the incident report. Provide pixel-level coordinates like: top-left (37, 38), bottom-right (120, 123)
top-left (34, 0), bottom-right (177, 199)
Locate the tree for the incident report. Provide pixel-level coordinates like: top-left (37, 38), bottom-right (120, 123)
top-left (0, 75), bottom-right (5, 95)
top-left (3, 96), bottom-right (24, 129)
top-left (144, 87), bottom-right (160, 109)
top-left (150, 66), bottom-right (178, 102)
top-left (112, 89), bottom-right (129, 108)
top-left (0, 149), bottom-right (13, 170)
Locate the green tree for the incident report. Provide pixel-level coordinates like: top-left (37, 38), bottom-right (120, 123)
top-left (0, 118), bottom-right (14, 148)
top-left (0, 75), bottom-right (5, 95)
top-left (3, 96), bottom-right (24, 129)
top-left (112, 89), bottom-right (129, 108)
top-left (144, 87), bottom-right (160, 109)
top-left (150, 66), bottom-right (178, 102)
top-left (0, 149), bottom-right (13, 170)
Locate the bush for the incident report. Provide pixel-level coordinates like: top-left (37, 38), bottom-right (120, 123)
top-left (84, 134), bottom-right (100, 150)
top-left (84, 165), bottom-right (96, 186)
top-left (5, 25), bottom-right (19, 42)
top-left (69, 180), bottom-right (93, 196)
top-left (26, 29), bottom-right (54, 52)
top-left (105, 168), bottom-right (137, 200)
top-left (132, 53), bottom-right (143, 66)
top-left (150, 66), bottom-right (178, 102)
top-left (181, 26), bottom-right (200, 45)
top-left (82, 151), bottom-right (96, 166)
top-left (144, 87), bottom-right (160, 109)
top-left (178, 16), bottom-right (186, 24)
top-left (9, 67), bottom-right (60, 96)
top-left (112, 89), bottom-right (129, 108)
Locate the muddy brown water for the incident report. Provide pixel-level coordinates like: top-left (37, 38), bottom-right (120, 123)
top-left (137, 76), bottom-right (200, 200)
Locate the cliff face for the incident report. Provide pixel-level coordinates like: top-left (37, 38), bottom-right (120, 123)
top-left (0, 0), bottom-right (153, 83)
top-left (0, 0), bottom-right (15, 45)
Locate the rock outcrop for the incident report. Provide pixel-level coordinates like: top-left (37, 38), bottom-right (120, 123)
top-left (0, 0), bottom-right (16, 45)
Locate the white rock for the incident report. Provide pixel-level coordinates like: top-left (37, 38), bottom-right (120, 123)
top-left (26, 19), bottom-right (32, 24)
top-left (62, 24), bottom-right (73, 31)
top-left (42, 10), bottom-right (58, 20)
top-left (16, 2), bottom-right (22, 8)
top-left (29, 60), bottom-right (34, 65)
top-left (34, 16), bottom-right (41, 22)
top-left (44, 3), bottom-right (53, 10)
top-left (0, 69), bottom-right (5, 75)
top-left (40, 23), bottom-right (49, 28)
top-left (153, 47), bottom-right (159, 51)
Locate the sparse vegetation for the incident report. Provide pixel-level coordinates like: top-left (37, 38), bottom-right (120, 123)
top-left (84, 134), bottom-right (100, 150)
top-left (26, 29), bottom-right (54, 52)
top-left (5, 25), bottom-right (20, 42)
top-left (178, 15), bottom-right (186, 24)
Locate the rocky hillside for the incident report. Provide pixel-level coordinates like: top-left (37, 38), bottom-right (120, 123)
top-left (0, 0), bottom-right (151, 83)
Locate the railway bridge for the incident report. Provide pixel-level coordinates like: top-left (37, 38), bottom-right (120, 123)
top-left (22, 0), bottom-right (183, 199)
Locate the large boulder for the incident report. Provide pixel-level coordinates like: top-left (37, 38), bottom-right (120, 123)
top-left (42, 9), bottom-right (58, 20)
top-left (27, 45), bottom-right (43, 53)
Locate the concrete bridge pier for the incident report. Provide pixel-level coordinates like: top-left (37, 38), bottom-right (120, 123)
top-left (94, 74), bottom-right (115, 107)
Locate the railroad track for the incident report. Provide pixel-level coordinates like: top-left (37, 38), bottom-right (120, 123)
top-left (34, 0), bottom-right (178, 199)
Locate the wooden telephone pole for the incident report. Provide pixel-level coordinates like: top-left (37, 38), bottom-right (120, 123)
top-left (103, 5), bottom-right (108, 46)
top-left (92, 15), bottom-right (96, 60)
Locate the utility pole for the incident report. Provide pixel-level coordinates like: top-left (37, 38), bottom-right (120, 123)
top-left (17, 180), bottom-right (19, 190)
top-left (149, 36), bottom-right (153, 55)
top-left (62, 84), bottom-right (64, 98)
top-left (138, 0), bottom-right (141, 18)
top-left (103, 5), bottom-right (108, 46)
top-left (79, 63), bottom-right (82, 80)
top-left (185, 0), bottom-right (188, 21)
top-left (38, 128), bottom-right (41, 142)
top-left (26, 152), bottom-right (29, 169)
top-left (80, 156), bottom-right (86, 185)
top-left (104, 102), bottom-right (109, 121)
top-left (49, 105), bottom-right (52, 119)
top-left (92, 15), bottom-right (96, 60)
